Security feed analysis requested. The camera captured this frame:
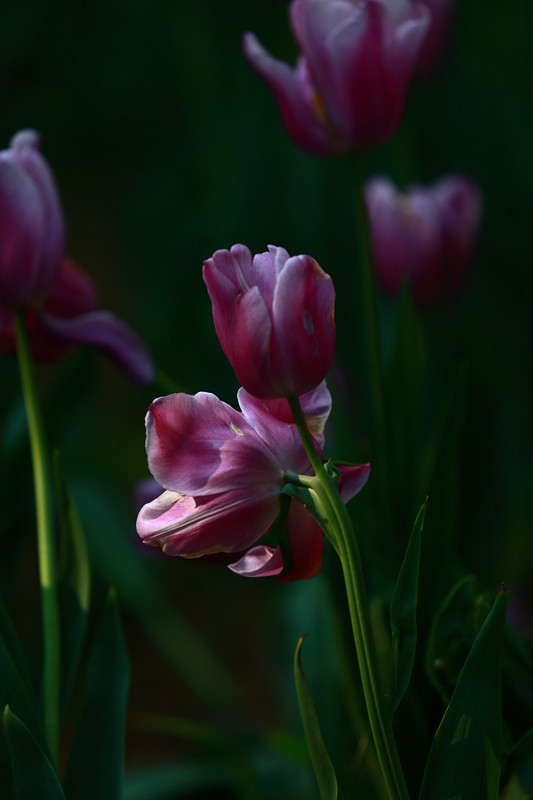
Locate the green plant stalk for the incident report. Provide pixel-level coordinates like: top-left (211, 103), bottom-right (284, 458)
top-left (352, 154), bottom-right (391, 527)
top-left (14, 311), bottom-right (60, 765)
top-left (289, 396), bottom-right (409, 800)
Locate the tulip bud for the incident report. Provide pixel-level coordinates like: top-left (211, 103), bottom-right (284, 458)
top-left (243, 0), bottom-right (430, 157)
top-left (0, 130), bottom-right (65, 307)
top-left (365, 175), bottom-right (482, 307)
top-left (203, 244), bottom-right (336, 399)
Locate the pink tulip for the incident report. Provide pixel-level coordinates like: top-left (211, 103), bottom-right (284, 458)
top-left (0, 130), bottom-right (154, 384)
top-left (243, 0), bottom-right (430, 157)
top-left (203, 244), bottom-right (335, 399)
top-left (416, 0), bottom-right (455, 73)
top-left (365, 175), bottom-right (482, 307)
top-left (136, 381), bottom-right (370, 582)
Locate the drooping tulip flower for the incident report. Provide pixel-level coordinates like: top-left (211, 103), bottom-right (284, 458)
top-left (243, 0), bottom-right (431, 157)
top-left (136, 381), bottom-right (370, 582)
top-left (0, 130), bottom-right (154, 384)
top-left (203, 244), bottom-right (335, 399)
top-left (365, 175), bottom-right (482, 307)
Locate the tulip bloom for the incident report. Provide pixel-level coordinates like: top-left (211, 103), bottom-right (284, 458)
top-left (203, 244), bottom-right (335, 399)
top-left (416, 0), bottom-right (455, 73)
top-left (365, 175), bottom-right (482, 306)
top-left (136, 382), bottom-right (370, 582)
top-left (0, 130), bottom-right (153, 384)
top-left (243, 0), bottom-right (430, 157)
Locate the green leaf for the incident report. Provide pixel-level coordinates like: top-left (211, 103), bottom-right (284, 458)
top-left (63, 589), bottom-right (129, 800)
top-left (3, 706), bottom-right (66, 800)
top-left (425, 575), bottom-right (491, 703)
top-left (389, 499), bottom-right (427, 714)
top-left (0, 598), bottom-right (41, 744)
top-left (501, 728), bottom-right (533, 799)
top-left (419, 590), bottom-right (507, 800)
top-left (53, 450), bottom-right (91, 711)
top-left (294, 636), bottom-right (338, 800)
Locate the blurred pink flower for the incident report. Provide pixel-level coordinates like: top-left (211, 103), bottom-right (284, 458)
top-left (0, 130), bottom-right (154, 384)
top-left (243, 0), bottom-right (430, 156)
top-left (203, 244), bottom-right (335, 400)
top-left (416, 0), bottom-right (455, 73)
top-left (137, 382), bottom-right (370, 582)
top-left (365, 175), bottom-right (482, 306)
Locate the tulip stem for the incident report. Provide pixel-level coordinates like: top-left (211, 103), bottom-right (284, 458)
top-left (14, 311), bottom-right (60, 766)
top-left (289, 396), bottom-right (409, 800)
top-left (352, 155), bottom-right (391, 531)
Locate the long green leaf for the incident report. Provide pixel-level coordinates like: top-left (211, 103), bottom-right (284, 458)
top-left (0, 602), bottom-right (42, 744)
top-left (53, 450), bottom-right (91, 711)
top-left (419, 590), bottom-right (507, 800)
top-left (3, 706), bottom-right (66, 800)
top-left (64, 588), bottom-right (129, 800)
top-left (500, 727), bottom-right (533, 799)
top-left (294, 636), bottom-right (338, 800)
top-left (389, 499), bottom-right (427, 714)
top-left (425, 575), bottom-right (491, 703)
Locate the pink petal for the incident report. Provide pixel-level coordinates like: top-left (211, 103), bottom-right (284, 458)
top-left (137, 487), bottom-right (280, 557)
top-left (0, 157), bottom-right (44, 307)
top-left (145, 392), bottom-right (283, 495)
top-left (279, 499), bottom-right (325, 582)
top-left (270, 253), bottom-right (335, 397)
top-left (40, 308), bottom-right (154, 385)
top-left (8, 130), bottom-right (65, 298)
top-left (237, 381), bottom-right (331, 472)
top-left (203, 250), bottom-right (274, 398)
top-left (242, 33), bottom-right (343, 157)
top-left (228, 545), bottom-right (284, 578)
top-left (338, 463), bottom-right (371, 502)
top-left (229, 499), bottom-right (324, 582)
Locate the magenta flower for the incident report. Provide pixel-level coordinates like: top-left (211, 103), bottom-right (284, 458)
top-left (243, 0), bottom-right (430, 157)
top-left (365, 175), bottom-right (482, 307)
top-left (136, 382), bottom-right (370, 582)
top-left (0, 130), bottom-right (153, 384)
top-left (203, 244), bottom-right (335, 400)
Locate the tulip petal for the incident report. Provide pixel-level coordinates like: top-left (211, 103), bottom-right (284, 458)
top-left (204, 250), bottom-right (274, 398)
top-left (8, 131), bottom-right (65, 298)
top-left (0, 157), bottom-right (44, 307)
top-left (144, 392), bottom-right (283, 496)
top-left (137, 487), bottom-right (280, 557)
top-left (242, 33), bottom-right (343, 156)
top-left (39, 308), bottom-right (154, 385)
top-left (271, 254), bottom-right (335, 397)
top-left (230, 499), bottom-right (325, 581)
top-left (338, 463), bottom-right (371, 502)
top-left (237, 381), bottom-right (331, 471)
top-left (228, 545), bottom-right (284, 578)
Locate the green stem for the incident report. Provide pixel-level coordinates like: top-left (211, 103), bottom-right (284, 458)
top-left (14, 312), bottom-right (60, 765)
top-left (352, 154), bottom-right (391, 530)
top-left (288, 397), bottom-right (409, 800)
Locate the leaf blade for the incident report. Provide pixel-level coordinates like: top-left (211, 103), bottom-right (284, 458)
top-left (3, 705), bottom-right (66, 800)
top-left (294, 636), bottom-right (338, 800)
top-left (63, 588), bottom-right (129, 800)
top-left (389, 499), bottom-right (427, 714)
top-left (419, 590), bottom-right (507, 800)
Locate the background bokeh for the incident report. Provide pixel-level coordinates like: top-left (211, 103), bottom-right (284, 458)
top-left (1, 1), bottom-right (532, 798)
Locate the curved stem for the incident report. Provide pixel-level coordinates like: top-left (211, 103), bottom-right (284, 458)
top-left (289, 396), bottom-right (409, 800)
top-left (14, 312), bottom-right (60, 765)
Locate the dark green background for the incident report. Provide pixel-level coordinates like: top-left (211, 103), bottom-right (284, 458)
top-left (1, 1), bottom-right (532, 796)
